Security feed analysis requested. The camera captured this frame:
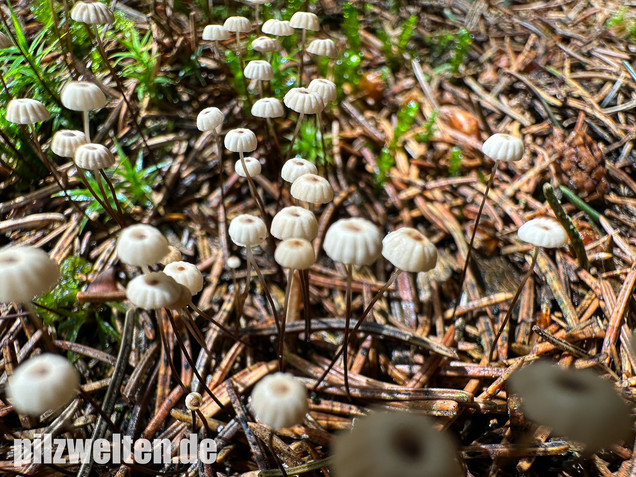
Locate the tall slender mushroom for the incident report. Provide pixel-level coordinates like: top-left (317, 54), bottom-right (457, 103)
top-left (223, 16), bottom-right (252, 97)
top-left (245, 0), bottom-right (268, 33)
top-left (307, 78), bottom-right (337, 164)
top-left (489, 217), bottom-right (567, 361)
top-left (322, 218), bottom-right (381, 397)
top-left (450, 133), bottom-right (524, 324)
top-left (252, 97), bottom-right (283, 151)
top-left (289, 12), bottom-right (320, 86)
top-left (202, 24), bottom-right (230, 59)
top-left (60, 81), bottom-right (107, 142)
top-left (244, 60), bottom-right (274, 98)
top-left (283, 88), bottom-right (324, 162)
top-left (197, 107), bottom-right (227, 225)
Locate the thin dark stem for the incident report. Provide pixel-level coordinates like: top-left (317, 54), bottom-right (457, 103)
top-left (449, 159), bottom-right (500, 323)
top-left (77, 389), bottom-right (119, 434)
top-left (93, 168), bottom-right (124, 228)
top-left (180, 308), bottom-right (213, 355)
top-left (187, 302), bottom-right (250, 346)
top-left (100, 169), bottom-right (125, 219)
top-left (488, 247), bottom-right (539, 362)
top-left (157, 312), bottom-right (188, 394)
top-left (299, 269), bottom-right (311, 343)
top-left (312, 269), bottom-right (401, 392)
top-left (267, 429), bottom-right (288, 477)
top-left (285, 113), bottom-right (304, 163)
top-left (247, 248), bottom-right (282, 337)
top-left (278, 268), bottom-right (294, 371)
top-left (343, 264), bottom-right (353, 400)
top-left (240, 151), bottom-right (268, 221)
top-left (74, 166), bottom-right (112, 224)
top-left (317, 113), bottom-right (328, 169)
top-left (215, 132), bottom-right (228, 234)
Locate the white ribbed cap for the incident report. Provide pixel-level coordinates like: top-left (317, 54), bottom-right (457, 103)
top-left (61, 81), bottom-right (107, 111)
top-left (251, 372), bottom-right (308, 429)
top-left (197, 107), bottom-right (224, 132)
top-left (323, 218), bottom-right (382, 266)
top-left (517, 217), bottom-right (567, 248)
top-left (203, 24), bottom-right (230, 41)
top-left (0, 246), bottom-right (59, 303)
top-left (262, 19), bottom-right (294, 37)
top-left (482, 133), bottom-right (524, 162)
top-left (70, 1), bottom-right (114, 24)
top-left (307, 79), bottom-right (337, 103)
top-left (224, 16), bottom-right (251, 33)
top-left (229, 214), bottom-right (268, 247)
top-left (224, 128), bottom-right (257, 153)
top-left (290, 173), bottom-right (333, 204)
top-left (235, 157), bottom-right (262, 178)
top-left (51, 130), bottom-right (87, 158)
top-left (275, 238), bottom-right (315, 270)
top-left (244, 60), bottom-right (274, 81)
top-left (382, 227), bottom-right (437, 273)
top-left (271, 206), bottom-right (318, 241)
top-left (252, 36), bottom-right (281, 53)
top-left (289, 12), bottom-right (319, 31)
top-left (281, 157), bottom-right (317, 183)
top-left (284, 88), bottom-right (324, 114)
top-left (74, 143), bottom-right (116, 170)
top-left (307, 38), bottom-right (337, 58)
top-left (6, 98), bottom-right (50, 124)
top-left (164, 261), bottom-right (203, 295)
top-left (116, 224), bottom-right (170, 267)
top-left (126, 272), bottom-right (182, 310)
top-left (252, 98), bottom-right (284, 119)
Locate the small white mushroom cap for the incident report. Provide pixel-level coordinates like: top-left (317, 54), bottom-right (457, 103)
top-left (126, 272), bottom-right (182, 310)
top-left (275, 238), bottom-right (315, 270)
top-left (323, 218), bottom-right (382, 266)
top-left (290, 173), bottom-right (333, 204)
top-left (6, 98), bottom-right (50, 124)
top-left (481, 133), bottom-right (524, 162)
top-left (185, 392), bottom-right (203, 411)
top-left (0, 247), bottom-right (59, 303)
top-left (116, 224), bottom-right (170, 267)
top-left (331, 411), bottom-right (462, 477)
top-left (61, 81), bottom-right (107, 111)
top-left (224, 128), bottom-right (257, 153)
top-left (509, 361), bottom-right (632, 451)
top-left (261, 19), bottom-right (294, 37)
top-left (251, 372), bottom-right (308, 429)
top-left (229, 214), bottom-right (268, 247)
top-left (271, 206), bottom-right (318, 241)
top-left (252, 36), bottom-right (281, 53)
top-left (234, 157), bottom-right (262, 178)
top-left (517, 217), bottom-right (567, 248)
top-left (70, 0), bottom-right (114, 25)
top-left (307, 78), bottom-right (337, 103)
top-left (244, 60), bottom-right (274, 81)
top-left (289, 12), bottom-right (320, 31)
top-left (281, 157), bottom-right (317, 183)
top-left (223, 16), bottom-right (251, 33)
top-left (252, 98), bottom-right (284, 118)
top-left (284, 88), bottom-right (324, 115)
top-left (164, 261), bottom-right (204, 295)
top-left (0, 31), bottom-right (12, 49)
top-left (307, 38), bottom-right (337, 58)
top-left (227, 256), bottom-right (241, 269)
top-left (382, 228), bottom-right (437, 273)
top-left (197, 107), bottom-right (224, 132)
top-left (6, 354), bottom-right (80, 416)
top-left (51, 130), bottom-right (87, 158)
top-left (74, 143), bottom-right (116, 170)
top-left (202, 24), bottom-right (230, 41)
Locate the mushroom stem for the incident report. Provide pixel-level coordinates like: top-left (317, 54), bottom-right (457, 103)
top-left (449, 159), bottom-right (500, 323)
top-left (246, 247), bottom-right (283, 339)
top-left (313, 269), bottom-right (402, 392)
top-left (298, 29), bottom-right (306, 87)
top-left (299, 269), bottom-right (312, 342)
top-left (343, 263), bottom-right (353, 400)
top-left (100, 169), bottom-right (125, 220)
top-left (215, 132), bottom-right (229, 242)
top-left (23, 301), bottom-right (58, 354)
top-left (278, 267), bottom-right (295, 371)
top-left (267, 429), bottom-right (289, 477)
top-left (186, 302), bottom-right (250, 346)
top-left (83, 110), bottom-right (91, 142)
top-left (285, 112), bottom-right (305, 163)
top-left (92, 168), bottom-right (125, 228)
top-left (316, 113), bottom-right (328, 169)
top-left (254, 4), bottom-right (261, 34)
top-left (239, 151), bottom-right (268, 222)
top-left (235, 32), bottom-right (253, 108)
top-left (179, 308), bottom-right (213, 355)
top-left (488, 245), bottom-right (539, 362)
top-left (74, 166), bottom-right (114, 225)
top-left (165, 309), bottom-right (226, 410)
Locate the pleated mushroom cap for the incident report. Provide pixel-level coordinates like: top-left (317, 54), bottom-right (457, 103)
top-left (252, 97), bottom-right (284, 118)
top-left (331, 412), bottom-right (462, 477)
top-left (0, 247), bottom-right (59, 303)
top-left (202, 24), bottom-right (230, 41)
top-left (275, 239), bottom-right (315, 270)
top-left (262, 19), bottom-right (294, 37)
top-left (307, 38), bottom-right (337, 58)
top-left (284, 88), bottom-right (324, 115)
top-left (482, 133), bottom-right (524, 162)
top-left (185, 392), bottom-right (203, 411)
top-left (126, 272), bottom-right (182, 310)
top-left (290, 173), bottom-right (333, 204)
top-left (517, 217), bottom-right (567, 248)
top-left (509, 361), bottom-right (632, 451)
top-left (229, 214), bottom-right (268, 247)
top-left (234, 157), bottom-right (262, 178)
top-left (70, 0), bottom-right (114, 25)
top-left (51, 130), bottom-right (87, 158)
top-left (252, 36), bottom-right (281, 53)
top-left (6, 98), bottom-right (50, 124)
top-left (271, 206), bottom-right (318, 241)
top-left (323, 218), bottom-right (382, 266)
top-left (116, 224), bottom-right (170, 267)
top-left (61, 81), bottom-right (106, 111)
top-left (289, 12), bottom-right (320, 31)
top-left (7, 354), bottom-right (80, 416)
top-left (74, 143), bottom-right (115, 170)
top-left (197, 107), bottom-right (224, 132)
top-left (382, 228), bottom-right (437, 273)
top-left (224, 128), bottom-right (257, 153)
top-left (223, 16), bottom-right (251, 33)
top-left (244, 60), bottom-right (274, 80)
top-left (164, 261), bottom-right (204, 295)
top-left (307, 78), bottom-right (337, 103)
top-left (281, 157), bottom-right (317, 183)
top-left (0, 31), bottom-right (12, 49)
top-left (251, 372), bottom-right (308, 429)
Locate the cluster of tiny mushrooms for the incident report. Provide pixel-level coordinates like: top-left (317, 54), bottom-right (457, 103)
top-left (0, 1), bottom-right (633, 475)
